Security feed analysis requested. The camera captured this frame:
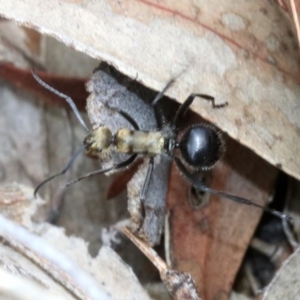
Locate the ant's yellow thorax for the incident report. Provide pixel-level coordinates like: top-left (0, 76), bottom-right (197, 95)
top-left (85, 126), bottom-right (165, 156)
top-left (115, 128), bottom-right (165, 155)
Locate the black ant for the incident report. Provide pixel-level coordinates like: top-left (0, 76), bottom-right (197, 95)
top-left (32, 70), bottom-right (294, 237)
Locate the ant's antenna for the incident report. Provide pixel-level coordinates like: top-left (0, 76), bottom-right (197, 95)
top-left (31, 70), bottom-right (89, 132)
top-left (175, 158), bottom-right (295, 223)
top-left (34, 144), bottom-right (87, 197)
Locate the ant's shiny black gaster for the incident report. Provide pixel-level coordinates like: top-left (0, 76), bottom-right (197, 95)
top-left (179, 125), bottom-right (224, 170)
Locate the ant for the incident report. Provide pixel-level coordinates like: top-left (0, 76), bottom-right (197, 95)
top-left (32, 69), bottom-right (293, 242)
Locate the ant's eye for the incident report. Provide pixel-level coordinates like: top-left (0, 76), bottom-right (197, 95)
top-left (179, 125), bottom-right (224, 169)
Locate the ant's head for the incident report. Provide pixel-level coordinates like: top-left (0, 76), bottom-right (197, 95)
top-left (177, 124), bottom-right (225, 170)
top-left (84, 126), bottom-right (112, 155)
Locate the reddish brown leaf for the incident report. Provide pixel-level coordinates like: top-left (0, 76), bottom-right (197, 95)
top-left (166, 112), bottom-right (278, 300)
top-left (106, 158), bottom-right (143, 200)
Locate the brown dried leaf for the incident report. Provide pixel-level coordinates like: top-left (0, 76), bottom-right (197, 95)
top-left (0, 0), bottom-right (299, 180)
top-left (106, 158), bottom-right (143, 200)
top-left (166, 112), bottom-right (278, 300)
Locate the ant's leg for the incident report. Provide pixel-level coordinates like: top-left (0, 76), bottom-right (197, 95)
top-left (64, 154), bottom-right (138, 188)
top-left (153, 103), bottom-right (166, 130)
top-left (34, 144), bottom-right (87, 197)
top-left (140, 157), bottom-right (154, 202)
top-left (151, 79), bottom-right (175, 129)
top-left (172, 93), bottom-right (228, 129)
top-left (174, 157), bottom-right (294, 222)
top-left (131, 157), bottom-right (154, 234)
top-left (104, 103), bottom-right (139, 130)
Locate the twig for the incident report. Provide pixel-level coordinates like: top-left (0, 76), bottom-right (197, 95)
top-left (122, 227), bottom-right (201, 300)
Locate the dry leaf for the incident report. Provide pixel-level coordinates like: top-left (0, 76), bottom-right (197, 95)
top-left (166, 111), bottom-right (278, 300)
top-left (0, 0), bottom-right (299, 181)
top-left (0, 183), bottom-right (152, 300)
top-left (0, 4), bottom-right (299, 300)
top-left (106, 158), bottom-right (143, 200)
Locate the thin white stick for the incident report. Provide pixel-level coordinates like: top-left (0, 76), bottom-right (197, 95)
top-left (0, 267), bottom-right (66, 300)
